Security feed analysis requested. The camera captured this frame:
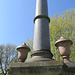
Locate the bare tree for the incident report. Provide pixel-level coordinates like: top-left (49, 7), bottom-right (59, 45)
top-left (0, 44), bottom-right (18, 75)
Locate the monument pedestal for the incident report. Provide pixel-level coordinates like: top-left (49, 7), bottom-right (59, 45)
top-left (7, 0), bottom-right (75, 75)
top-left (7, 61), bottom-right (75, 75)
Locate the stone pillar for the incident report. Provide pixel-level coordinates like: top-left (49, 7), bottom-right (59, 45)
top-left (30, 0), bottom-right (53, 62)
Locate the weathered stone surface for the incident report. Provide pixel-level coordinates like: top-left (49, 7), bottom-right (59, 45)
top-left (65, 61), bottom-right (75, 67)
top-left (7, 61), bottom-right (75, 75)
top-left (8, 60), bottom-right (63, 68)
top-left (7, 60), bottom-right (63, 75)
top-left (63, 62), bottom-right (75, 73)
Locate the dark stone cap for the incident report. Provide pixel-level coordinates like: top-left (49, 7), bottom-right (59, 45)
top-left (55, 36), bottom-right (73, 47)
top-left (16, 43), bottom-right (30, 51)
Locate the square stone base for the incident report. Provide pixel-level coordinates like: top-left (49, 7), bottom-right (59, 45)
top-left (7, 60), bottom-right (75, 75)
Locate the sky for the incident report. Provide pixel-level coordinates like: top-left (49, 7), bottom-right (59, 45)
top-left (0, 0), bottom-right (75, 46)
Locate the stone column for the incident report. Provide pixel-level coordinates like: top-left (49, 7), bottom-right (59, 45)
top-left (30, 0), bottom-right (53, 62)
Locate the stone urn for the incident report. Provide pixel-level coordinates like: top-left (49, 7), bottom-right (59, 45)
top-left (55, 36), bottom-right (73, 63)
top-left (17, 43), bottom-right (30, 62)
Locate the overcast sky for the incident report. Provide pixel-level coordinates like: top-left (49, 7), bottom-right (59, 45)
top-left (0, 0), bottom-right (75, 46)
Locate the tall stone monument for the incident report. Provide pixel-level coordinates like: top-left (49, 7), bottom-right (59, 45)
top-left (7, 0), bottom-right (75, 75)
top-left (30, 0), bottom-right (53, 62)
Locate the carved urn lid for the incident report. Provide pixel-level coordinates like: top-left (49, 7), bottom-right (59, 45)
top-left (17, 43), bottom-right (30, 51)
top-left (55, 36), bottom-right (73, 47)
